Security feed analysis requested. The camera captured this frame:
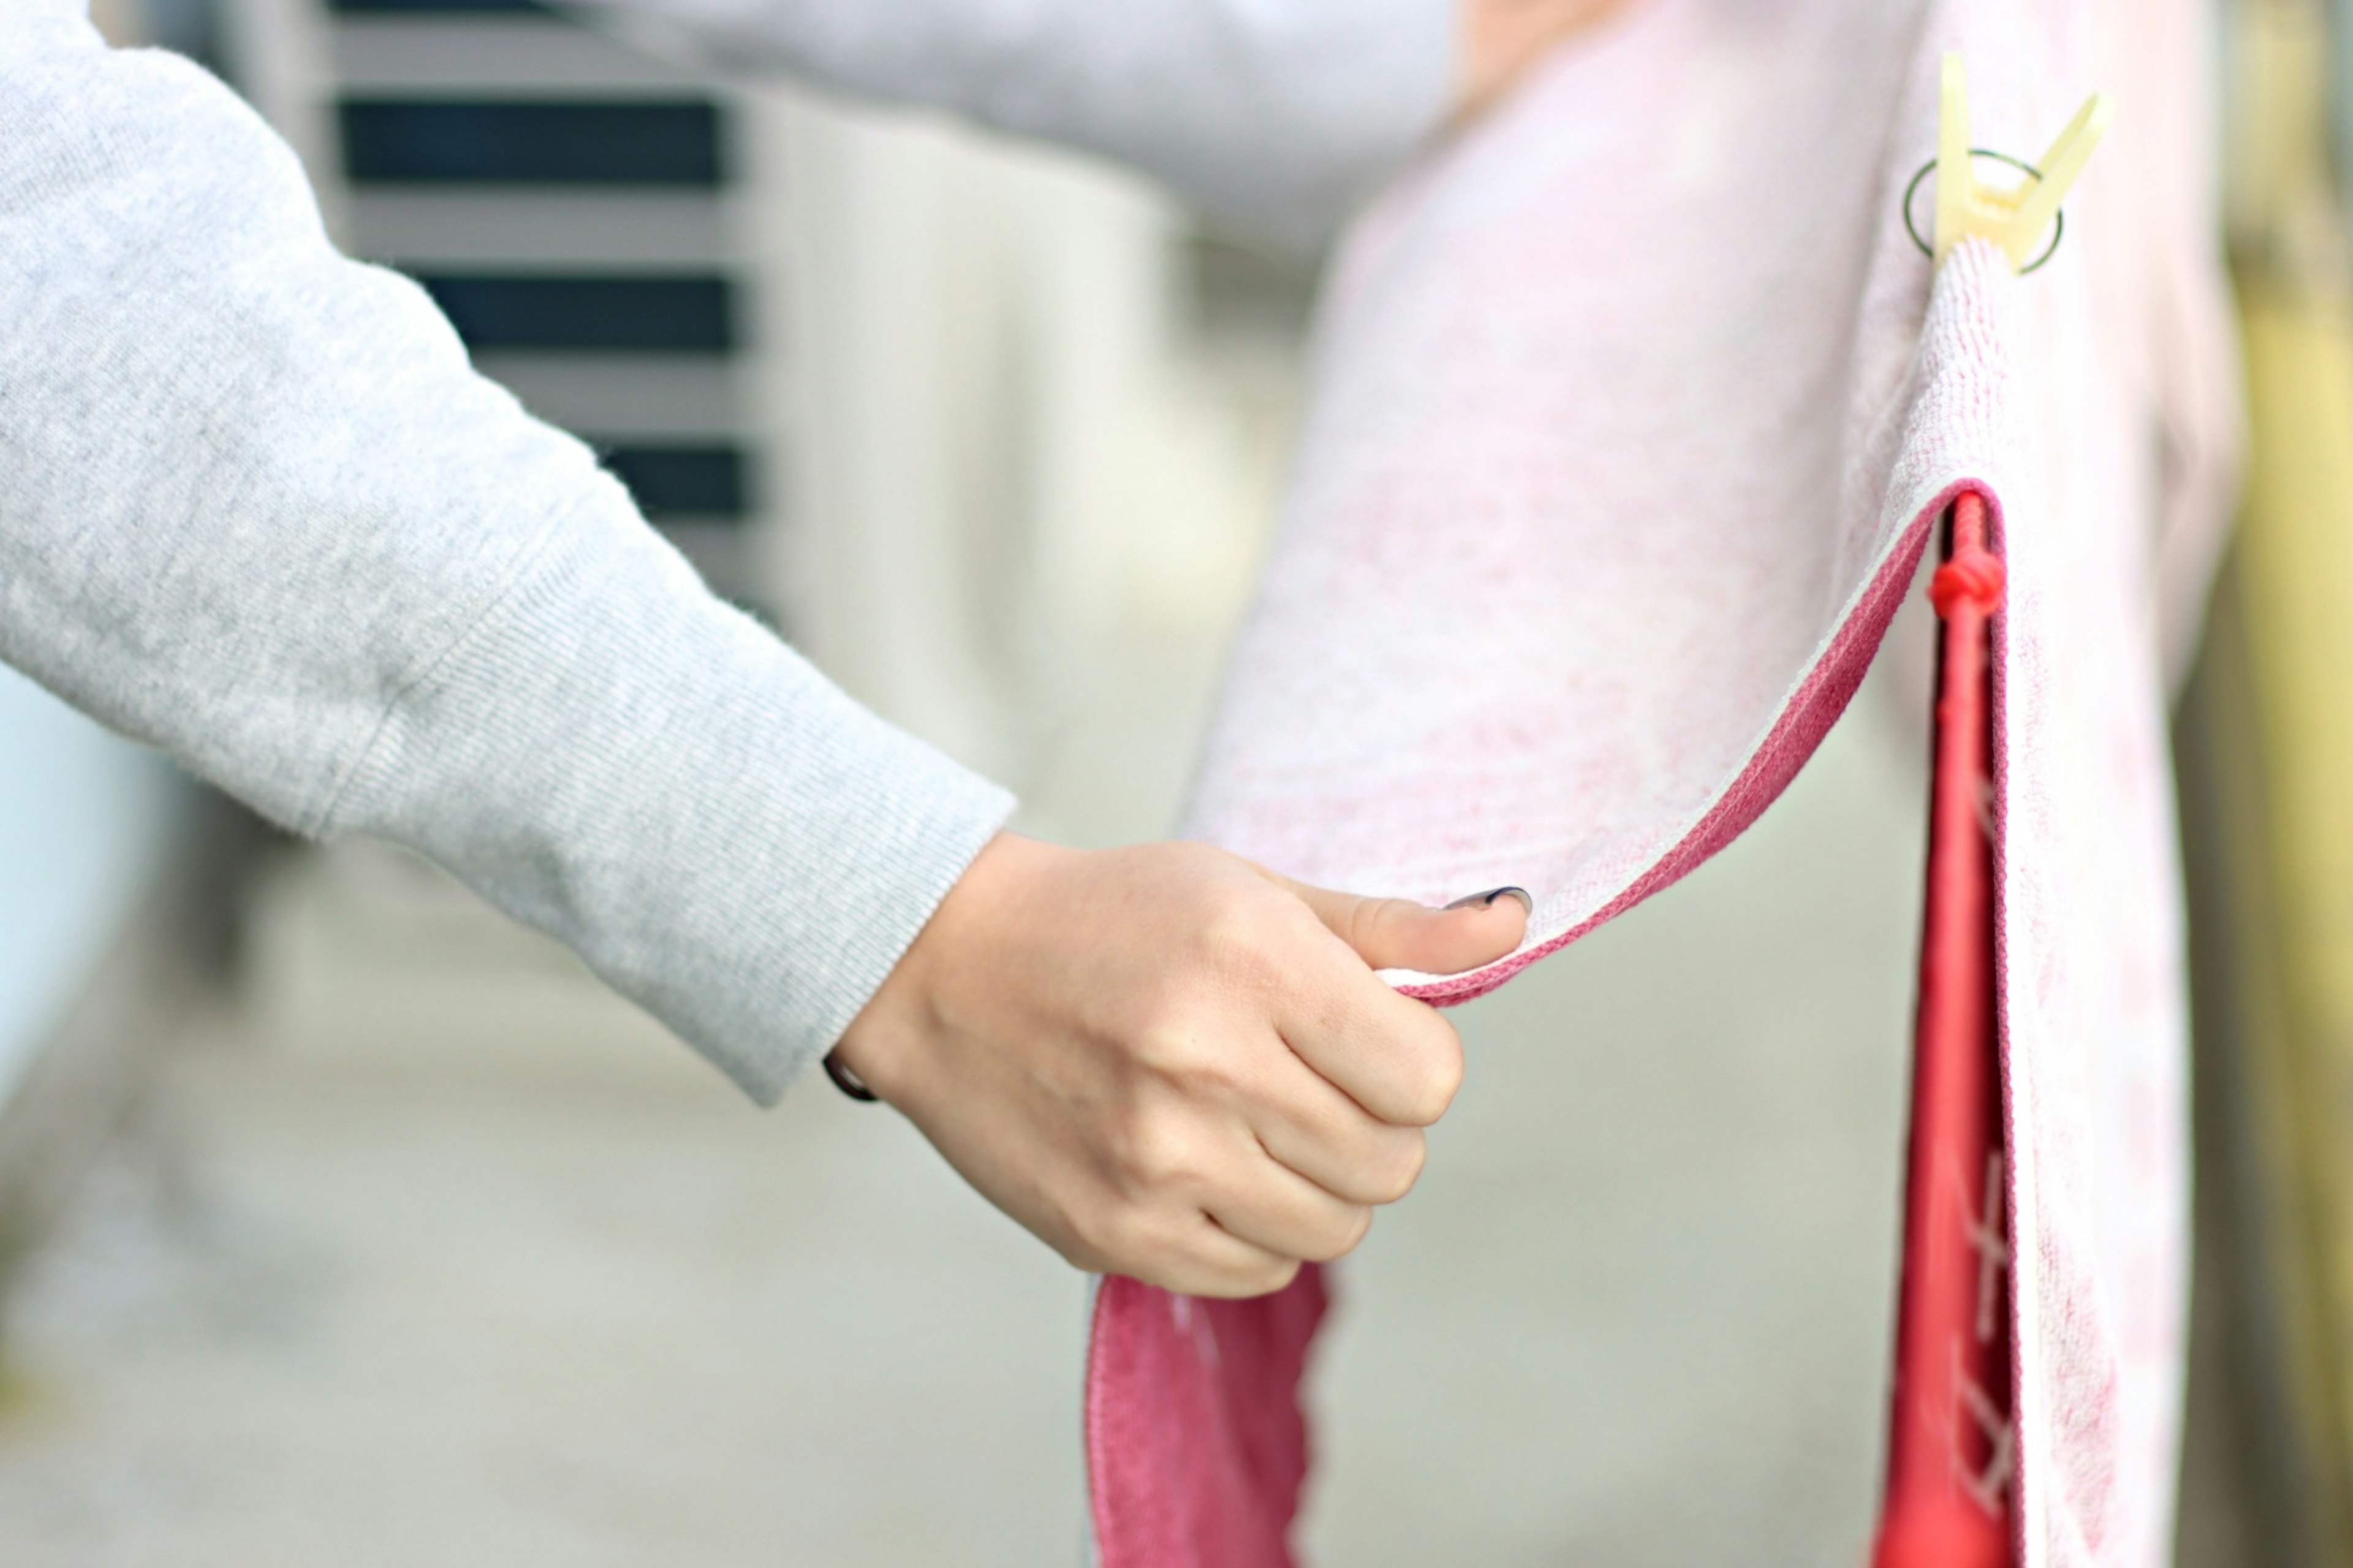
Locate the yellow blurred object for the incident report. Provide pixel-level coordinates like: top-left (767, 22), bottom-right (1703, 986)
top-left (2179, 1), bottom-right (2353, 1559)
top-left (1928, 52), bottom-right (2112, 270)
top-left (2198, 275), bottom-right (2353, 1567)
top-left (2239, 284), bottom-right (2353, 1058)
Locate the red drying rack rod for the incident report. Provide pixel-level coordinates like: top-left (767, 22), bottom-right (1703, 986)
top-left (1871, 490), bottom-right (2015, 1568)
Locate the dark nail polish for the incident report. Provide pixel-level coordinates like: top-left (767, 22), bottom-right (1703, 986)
top-left (1445, 885), bottom-right (1532, 914)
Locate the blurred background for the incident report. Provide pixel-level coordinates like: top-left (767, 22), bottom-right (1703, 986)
top-left (6, 0), bottom-right (2353, 1563)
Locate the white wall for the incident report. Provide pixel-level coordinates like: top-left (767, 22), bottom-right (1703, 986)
top-left (751, 91), bottom-right (1304, 806)
top-left (225, 0), bottom-right (1305, 831)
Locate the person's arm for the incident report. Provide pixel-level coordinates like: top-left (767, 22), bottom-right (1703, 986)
top-left (0, 6), bottom-right (1526, 1295)
top-left (575, 0), bottom-right (1634, 248)
top-left (1, 1), bottom-right (1009, 1104)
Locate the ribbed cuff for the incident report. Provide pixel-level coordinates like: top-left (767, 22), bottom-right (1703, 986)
top-left (323, 482), bottom-right (1016, 1103)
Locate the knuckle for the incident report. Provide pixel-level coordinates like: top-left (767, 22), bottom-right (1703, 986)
top-left (1130, 1012), bottom-right (1254, 1105)
top-left (1368, 1133), bottom-right (1428, 1205)
top-left (1341, 897), bottom-right (1403, 962)
top-left (1201, 1256), bottom-right (1301, 1300)
top-left (1252, 1257), bottom-right (1305, 1297)
top-left (1129, 1013), bottom-right (1203, 1076)
top-left (1303, 1206), bottom-right (1375, 1263)
top-left (1196, 898), bottom-right (1284, 980)
top-left (1110, 1109), bottom-right (1205, 1194)
top-left (1395, 1032), bottom-right (1465, 1124)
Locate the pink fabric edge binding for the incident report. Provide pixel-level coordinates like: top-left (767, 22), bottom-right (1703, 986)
top-left (1982, 488), bottom-right (2029, 1566)
top-left (1396, 479), bottom-right (1987, 1007)
top-left (1083, 1277), bottom-right (1118, 1564)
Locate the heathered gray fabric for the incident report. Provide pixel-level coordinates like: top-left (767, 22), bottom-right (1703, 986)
top-left (0, 0), bottom-right (1444, 1100)
top-left (572, 0), bottom-right (1453, 249)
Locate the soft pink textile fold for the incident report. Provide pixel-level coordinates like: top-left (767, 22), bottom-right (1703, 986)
top-left (1085, 2), bottom-right (2237, 1564)
top-left (1087, 1269), bottom-right (1327, 1567)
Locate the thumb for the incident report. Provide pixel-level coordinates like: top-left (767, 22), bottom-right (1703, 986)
top-left (1264, 874), bottom-right (1531, 974)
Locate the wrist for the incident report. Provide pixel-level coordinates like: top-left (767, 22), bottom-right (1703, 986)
top-left (829, 830), bottom-right (1058, 1104)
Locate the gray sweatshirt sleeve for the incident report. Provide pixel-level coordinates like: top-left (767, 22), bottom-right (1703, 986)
top-left (574, 0), bottom-right (1457, 247)
top-left (0, 3), bottom-right (1015, 1104)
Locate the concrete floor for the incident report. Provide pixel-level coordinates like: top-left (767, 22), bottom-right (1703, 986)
top-left (0, 871), bottom-right (1094, 1567)
top-left (0, 635), bottom-right (1941, 1564)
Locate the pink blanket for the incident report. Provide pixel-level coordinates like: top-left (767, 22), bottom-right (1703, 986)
top-left (1086, 1), bottom-right (2238, 1564)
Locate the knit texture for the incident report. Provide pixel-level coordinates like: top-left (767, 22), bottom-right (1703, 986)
top-left (0, 2), bottom-right (1022, 1101)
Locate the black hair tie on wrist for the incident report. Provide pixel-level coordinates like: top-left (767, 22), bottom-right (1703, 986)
top-left (823, 1048), bottom-right (880, 1102)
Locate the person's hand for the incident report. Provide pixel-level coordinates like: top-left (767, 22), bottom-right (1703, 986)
top-left (1458, 0), bottom-right (1640, 122)
top-left (831, 834), bottom-right (1528, 1298)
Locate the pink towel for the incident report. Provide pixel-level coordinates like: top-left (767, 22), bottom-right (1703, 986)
top-left (1085, 2), bottom-right (2237, 1564)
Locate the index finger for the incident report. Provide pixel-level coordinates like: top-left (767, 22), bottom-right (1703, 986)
top-left (1273, 931), bottom-right (1468, 1127)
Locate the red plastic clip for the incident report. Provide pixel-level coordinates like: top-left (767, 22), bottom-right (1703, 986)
top-left (1873, 490), bottom-right (2014, 1568)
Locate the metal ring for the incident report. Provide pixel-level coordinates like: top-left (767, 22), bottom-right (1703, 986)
top-left (1901, 149), bottom-right (2065, 275)
top-left (823, 1048), bottom-right (880, 1102)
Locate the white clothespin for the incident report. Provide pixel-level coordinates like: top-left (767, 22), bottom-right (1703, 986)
top-left (1923, 53), bottom-right (2113, 273)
